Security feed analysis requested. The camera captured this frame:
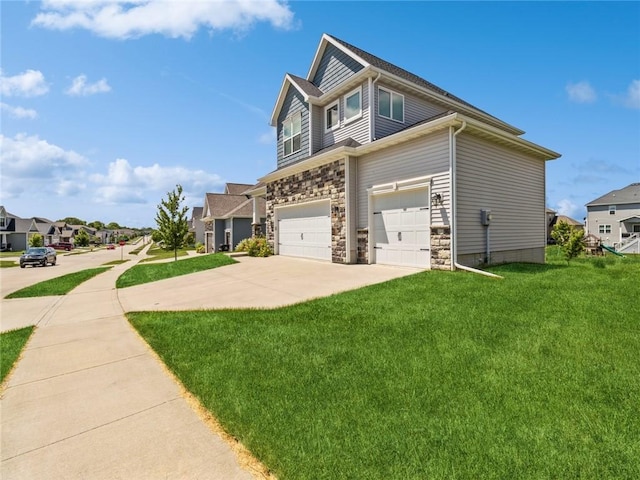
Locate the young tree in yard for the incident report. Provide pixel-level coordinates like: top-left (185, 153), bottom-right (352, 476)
top-left (75, 229), bottom-right (90, 247)
top-left (29, 233), bottom-right (43, 247)
top-left (551, 220), bottom-right (585, 264)
top-left (155, 184), bottom-right (189, 261)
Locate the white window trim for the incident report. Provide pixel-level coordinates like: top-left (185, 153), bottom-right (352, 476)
top-left (599, 224), bottom-right (612, 234)
top-left (343, 86), bottom-right (362, 125)
top-left (283, 112), bottom-right (302, 157)
top-left (609, 205), bottom-right (616, 215)
top-left (324, 100), bottom-right (340, 133)
top-left (378, 86), bottom-right (405, 123)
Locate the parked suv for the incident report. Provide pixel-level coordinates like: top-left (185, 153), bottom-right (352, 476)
top-left (20, 247), bottom-right (57, 268)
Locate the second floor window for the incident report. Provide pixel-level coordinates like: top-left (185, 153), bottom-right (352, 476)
top-left (283, 113), bottom-right (301, 156)
top-left (325, 101), bottom-right (339, 131)
top-left (378, 87), bottom-right (404, 122)
top-left (0, 216), bottom-right (5, 228)
top-left (344, 87), bottom-right (362, 123)
top-left (609, 205), bottom-right (616, 215)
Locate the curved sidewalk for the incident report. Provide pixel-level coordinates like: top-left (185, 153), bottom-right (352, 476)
top-left (0, 248), bottom-right (255, 480)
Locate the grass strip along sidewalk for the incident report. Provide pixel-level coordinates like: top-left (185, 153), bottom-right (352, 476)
top-left (116, 253), bottom-right (236, 288)
top-left (129, 254), bottom-right (640, 480)
top-left (5, 267), bottom-right (111, 299)
top-left (1, 326), bottom-right (34, 383)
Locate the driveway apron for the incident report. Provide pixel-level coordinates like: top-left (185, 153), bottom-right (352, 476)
top-left (0, 249), bottom-right (254, 480)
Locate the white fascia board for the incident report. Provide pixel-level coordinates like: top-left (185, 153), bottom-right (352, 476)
top-left (244, 185), bottom-right (267, 197)
top-left (306, 33), bottom-right (371, 83)
top-left (458, 114), bottom-right (561, 160)
top-left (270, 74), bottom-right (320, 126)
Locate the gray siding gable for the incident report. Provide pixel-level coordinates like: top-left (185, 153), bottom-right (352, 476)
top-left (277, 84), bottom-right (310, 169)
top-left (312, 43), bottom-right (364, 92)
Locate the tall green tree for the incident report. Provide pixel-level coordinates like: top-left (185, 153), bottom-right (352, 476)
top-left (106, 222), bottom-right (121, 230)
top-left (88, 220), bottom-right (105, 230)
top-left (155, 184), bottom-right (189, 261)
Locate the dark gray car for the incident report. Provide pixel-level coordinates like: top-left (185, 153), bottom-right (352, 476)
top-left (20, 247), bottom-right (57, 268)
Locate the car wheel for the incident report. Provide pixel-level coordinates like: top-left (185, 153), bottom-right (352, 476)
top-left (42, 260), bottom-right (47, 267)
top-left (20, 264), bottom-right (25, 268)
top-left (52, 260), bottom-right (56, 266)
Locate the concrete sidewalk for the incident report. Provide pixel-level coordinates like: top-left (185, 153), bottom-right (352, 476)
top-left (2, 252), bottom-right (419, 478)
top-left (1, 252), bottom-right (255, 479)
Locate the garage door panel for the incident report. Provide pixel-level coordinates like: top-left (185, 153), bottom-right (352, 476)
top-left (277, 202), bottom-right (331, 261)
top-left (373, 187), bottom-right (430, 268)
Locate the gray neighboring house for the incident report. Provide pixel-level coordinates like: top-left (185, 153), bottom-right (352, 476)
top-left (248, 33), bottom-right (560, 269)
top-left (202, 183), bottom-right (267, 253)
top-left (585, 183), bottom-right (640, 253)
top-left (0, 206), bottom-right (56, 251)
top-left (190, 206), bottom-right (205, 245)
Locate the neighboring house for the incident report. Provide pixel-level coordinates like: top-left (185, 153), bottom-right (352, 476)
top-left (585, 183), bottom-right (640, 253)
top-left (0, 206), bottom-right (56, 250)
top-left (190, 206), bottom-right (205, 245)
top-left (248, 33), bottom-right (560, 269)
top-left (202, 183), bottom-right (267, 253)
top-left (547, 211), bottom-right (584, 243)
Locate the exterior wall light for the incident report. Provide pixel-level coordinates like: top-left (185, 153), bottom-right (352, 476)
top-left (432, 193), bottom-right (443, 206)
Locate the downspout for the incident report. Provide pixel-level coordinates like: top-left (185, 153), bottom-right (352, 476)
top-left (450, 120), bottom-right (502, 279)
top-left (370, 72), bottom-right (382, 142)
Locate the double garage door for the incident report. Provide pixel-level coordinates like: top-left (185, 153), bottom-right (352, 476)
top-left (373, 188), bottom-right (430, 268)
top-left (277, 201), bottom-right (331, 261)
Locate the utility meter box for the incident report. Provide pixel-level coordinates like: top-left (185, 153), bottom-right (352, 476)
top-left (481, 209), bottom-right (492, 226)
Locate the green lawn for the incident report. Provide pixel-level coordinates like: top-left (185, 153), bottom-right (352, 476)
top-left (5, 267), bottom-right (111, 299)
top-left (0, 260), bottom-right (17, 268)
top-left (128, 253), bottom-right (640, 479)
top-left (1, 326), bottom-right (34, 383)
top-left (116, 253), bottom-right (236, 288)
top-left (139, 244), bottom-right (190, 262)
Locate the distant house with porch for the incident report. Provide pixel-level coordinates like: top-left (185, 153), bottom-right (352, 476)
top-left (585, 183), bottom-right (640, 253)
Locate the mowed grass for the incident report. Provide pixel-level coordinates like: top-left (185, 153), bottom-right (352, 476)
top-left (0, 260), bottom-right (17, 268)
top-left (139, 244), bottom-right (190, 262)
top-left (116, 253), bottom-right (236, 288)
top-left (128, 254), bottom-right (640, 479)
top-left (1, 326), bottom-right (34, 383)
top-left (5, 267), bottom-right (111, 299)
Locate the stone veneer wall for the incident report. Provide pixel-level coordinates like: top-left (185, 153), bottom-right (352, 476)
top-left (357, 229), bottom-right (368, 264)
top-left (430, 226), bottom-right (451, 270)
top-left (266, 159), bottom-right (347, 263)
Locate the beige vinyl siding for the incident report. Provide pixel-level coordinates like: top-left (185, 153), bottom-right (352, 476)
top-left (357, 129), bottom-right (450, 228)
top-left (374, 83), bottom-right (447, 140)
top-left (456, 133), bottom-right (546, 255)
top-left (277, 85), bottom-right (310, 169)
top-left (586, 203), bottom-right (640, 244)
top-left (322, 82), bottom-right (370, 148)
top-left (312, 44), bottom-right (364, 92)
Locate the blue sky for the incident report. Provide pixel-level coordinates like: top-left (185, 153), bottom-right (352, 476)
top-left (1, 1), bottom-right (639, 228)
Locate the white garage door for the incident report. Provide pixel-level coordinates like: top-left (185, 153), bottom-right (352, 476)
top-left (277, 201), bottom-right (331, 261)
top-left (373, 188), bottom-right (430, 268)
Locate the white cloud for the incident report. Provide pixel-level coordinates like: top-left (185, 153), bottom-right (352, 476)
top-left (566, 81), bottom-right (596, 104)
top-left (65, 75), bottom-right (112, 96)
top-left (555, 199), bottom-right (579, 218)
top-left (32, 0), bottom-right (295, 39)
top-left (90, 158), bottom-right (224, 204)
top-left (622, 79), bottom-right (640, 109)
top-left (1, 102), bottom-right (38, 119)
top-left (0, 133), bottom-right (88, 179)
top-left (0, 69), bottom-right (49, 97)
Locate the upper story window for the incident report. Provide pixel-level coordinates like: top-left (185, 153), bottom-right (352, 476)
top-left (344, 87), bottom-right (362, 123)
top-left (283, 112), bottom-right (301, 157)
top-left (378, 87), bottom-right (404, 123)
top-left (0, 215), bottom-right (5, 228)
top-left (325, 101), bottom-right (339, 132)
top-left (609, 205), bottom-right (616, 215)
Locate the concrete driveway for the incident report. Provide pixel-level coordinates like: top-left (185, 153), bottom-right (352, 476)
top-left (118, 255), bottom-right (421, 311)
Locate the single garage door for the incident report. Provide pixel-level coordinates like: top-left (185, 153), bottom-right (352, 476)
top-left (277, 201), bottom-right (331, 261)
top-left (373, 188), bottom-right (430, 268)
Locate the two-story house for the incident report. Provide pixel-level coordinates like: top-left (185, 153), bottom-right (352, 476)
top-left (250, 34), bottom-right (560, 269)
top-left (585, 183), bottom-right (640, 253)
